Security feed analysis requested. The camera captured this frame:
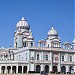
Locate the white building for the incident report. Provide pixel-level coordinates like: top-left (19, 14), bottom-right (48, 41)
top-left (0, 17), bottom-right (75, 74)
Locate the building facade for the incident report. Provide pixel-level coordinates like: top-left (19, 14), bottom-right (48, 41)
top-left (0, 17), bottom-right (75, 74)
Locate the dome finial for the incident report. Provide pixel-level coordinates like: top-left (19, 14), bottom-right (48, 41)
top-left (51, 27), bottom-right (54, 29)
top-left (48, 27), bottom-right (58, 36)
top-left (21, 17), bottom-right (25, 20)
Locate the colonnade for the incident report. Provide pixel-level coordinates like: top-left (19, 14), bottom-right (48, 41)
top-left (0, 65), bottom-right (27, 74)
top-left (0, 64), bottom-right (74, 74)
top-left (36, 64), bottom-right (74, 74)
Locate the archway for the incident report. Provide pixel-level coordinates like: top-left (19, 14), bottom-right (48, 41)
top-left (1, 66), bottom-right (5, 74)
top-left (23, 66), bottom-right (27, 73)
top-left (7, 66), bottom-right (11, 73)
top-left (69, 66), bottom-right (73, 74)
top-left (18, 66), bottom-right (22, 73)
top-left (36, 65), bottom-right (40, 73)
top-left (45, 65), bottom-right (49, 73)
top-left (53, 66), bottom-right (57, 73)
top-left (61, 66), bottom-right (66, 74)
top-left (12, 66), bottom-right (16, 73)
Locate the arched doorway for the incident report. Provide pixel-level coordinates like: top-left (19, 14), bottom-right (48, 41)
top-left (12, 66), bottom-right (16, 73)
top-left (18, 66), bottom-right (22, 73)
top-left (45, 65), bottom-right (49, 73)
top-left (36, 65), bottom-right (40, 73)
top-left (61, 66), bottom-right (66, 74)
top-left (7, 66), bottom-right (11, 73)
top-left (1, 66), bottom-right (5, 74)
top-left (23, 66), bottom-right (27, 73)
top-left (53, 66), bottom-right (57, 73)
top-left (69, 66), bottom-right (73, 74)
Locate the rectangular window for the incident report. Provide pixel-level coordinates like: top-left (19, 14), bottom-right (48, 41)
top-left (70, 56), bottom-right (72, 62)
top-left (62, 55), bottom-right (64, 61)
top-left (46, 55), bottom-right (48, 60)
top-left (37, 54), bottom-right (39, 60)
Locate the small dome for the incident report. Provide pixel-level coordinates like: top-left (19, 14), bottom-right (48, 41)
top-left (64, 42), bottom-right (70, 45)
top-left (48, 27), bottom-right (58, 36)
top-left (16, 17), bottom-right (30, 30)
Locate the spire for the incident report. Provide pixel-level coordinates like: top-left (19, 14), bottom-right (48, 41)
top-left (51, 27), bottom-right (54, 30)
top-left (21, 17), bottom-right (25, 20)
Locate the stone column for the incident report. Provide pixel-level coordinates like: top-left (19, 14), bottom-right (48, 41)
top-left (66, 53), bottom-right (69, 73)
top-left (3, 55), bottom-right (4, 60)
top-left (11, 66), bottom-right (12, 73)
top-left (74, 66), bottom-right (75, 73)
top-left (58, 53), bottom-right (61, 73)
top-left (50, 52), bottom-right (53, 73)
top-left (27, 64), bottom-right (29, 73)
top-left (41, 64), bottom-right (44, 72)
top-left (41, 52), bottom-right (44, 72)
top-left (66, 65), bottom-right (69, 74)
top-left (5, 66), bottom-right (7, 74)
top-left (22, 66), bottom-right (23, 73)
top-left (74, 53), bottom-right (75, 73)
top-left (16, 64), bottom-right (18, 73)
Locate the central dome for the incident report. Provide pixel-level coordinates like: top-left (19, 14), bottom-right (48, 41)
top-left (48, 27), bottom-right (58, 36)
top-left (16, 17), bottom-right (30, 30)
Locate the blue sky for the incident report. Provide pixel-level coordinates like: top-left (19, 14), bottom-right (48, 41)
top-left (0, 0), bottom-right (74, 48)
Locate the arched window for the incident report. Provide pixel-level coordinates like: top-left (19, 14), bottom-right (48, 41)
top-left (45, 65), bottom-right (49, 73)
top-left (31, 42), bottom-right (33, 46)
top-left (23, 42), bottom-right (26, 47)
top-left (23, 38), bottom-right (27, 47)
top-left (16, 42), bottom-right (17, 48)
top-left (48, 44), bottom-right (49, 48)
top-left (36, 65), bottom-right (40, 73)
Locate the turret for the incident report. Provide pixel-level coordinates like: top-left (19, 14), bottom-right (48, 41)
top-left (46, 27), bottom-right (61, 48)
top-left (14, 29), bottom-right (23, 48)
top-left (14, 17), bottom-right (34, 48)
top-left (63, 42), bottom-right (71, 50)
